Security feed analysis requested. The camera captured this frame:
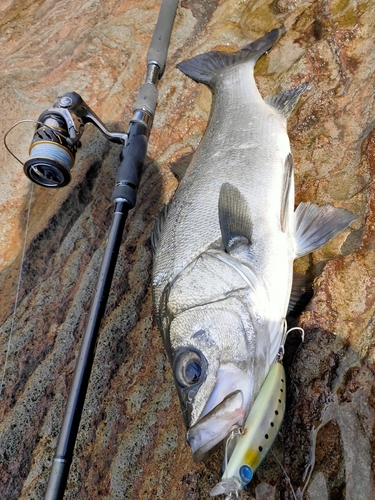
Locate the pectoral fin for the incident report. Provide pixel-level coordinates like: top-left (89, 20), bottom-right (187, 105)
top-left (281, 153), bottom-right (294, 232)
top-left (294, 202), bottom-right (358, 258)
top-left (151, 204), bottom-right (169, 253)
top-left (218, 183), bottom-right (252, 253)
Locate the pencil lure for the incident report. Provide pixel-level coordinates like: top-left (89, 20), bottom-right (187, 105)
top-left (211, 361), bottom-right (286, 497)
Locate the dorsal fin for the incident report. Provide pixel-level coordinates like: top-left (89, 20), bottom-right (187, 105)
top-left (265, 82), bottom-right (309, 119)
top-left (218, 183), bottom-right (252, 253)
top-left (177, 28), bottom-right (284, 86)
top-left (294, 202), bottom-right (358, 258)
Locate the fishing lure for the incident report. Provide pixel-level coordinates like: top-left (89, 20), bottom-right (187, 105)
top-left (211, 326), bottom-right (304, 497)
top-left (211, 361), bottom-right (286, 497)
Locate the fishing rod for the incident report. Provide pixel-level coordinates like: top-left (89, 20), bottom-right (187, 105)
top-left (4, 1), bottom-right (179, 498)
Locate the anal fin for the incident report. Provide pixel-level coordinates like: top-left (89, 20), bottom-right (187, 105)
top-left (294, 202), bottom-right (358, 258)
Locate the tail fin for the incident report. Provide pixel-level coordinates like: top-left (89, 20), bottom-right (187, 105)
top-left (177, 28), bottom-right (284, 85)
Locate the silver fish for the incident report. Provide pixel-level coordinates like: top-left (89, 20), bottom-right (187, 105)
top-left (152, 29), bottom-right (356, 462)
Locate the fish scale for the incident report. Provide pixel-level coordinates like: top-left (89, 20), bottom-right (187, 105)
top-left (152, 28), bottom-right (357, 466)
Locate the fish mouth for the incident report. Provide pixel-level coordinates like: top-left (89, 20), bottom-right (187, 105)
top-left (186, 363), bottom-right (253, 462)
top-left (187, 390), bottom-right (245, 462)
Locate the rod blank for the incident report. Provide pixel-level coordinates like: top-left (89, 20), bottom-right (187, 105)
top-left (147, 0), bottom-right (179, 75)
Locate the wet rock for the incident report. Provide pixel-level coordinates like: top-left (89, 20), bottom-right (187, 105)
top-left (0, 1), bottom-right (375, 499)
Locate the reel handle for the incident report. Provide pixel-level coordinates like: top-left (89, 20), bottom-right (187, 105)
top-left (57, 92), bottom-right (126, 145)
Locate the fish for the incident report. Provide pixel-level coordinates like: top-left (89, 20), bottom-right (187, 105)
top-left (151, 28), bottom-right (357, 463)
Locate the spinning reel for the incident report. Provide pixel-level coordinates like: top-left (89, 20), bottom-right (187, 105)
top-left (9, 92), bottom-right (127, 188)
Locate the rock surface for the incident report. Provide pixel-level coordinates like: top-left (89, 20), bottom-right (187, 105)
top-left (0, 0), bottom-right (374, 499)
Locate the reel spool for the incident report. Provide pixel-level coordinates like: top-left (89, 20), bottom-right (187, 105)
top-left (24, 110), bottom-right (78, 188)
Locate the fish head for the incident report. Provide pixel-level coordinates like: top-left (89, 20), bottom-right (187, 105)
top-left (167, 296), bottom-right (270, 462)
top-left (157, 250), bottom-right (282, 461)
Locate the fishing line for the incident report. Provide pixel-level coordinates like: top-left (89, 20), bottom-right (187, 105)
top-left (0, 183), bottom-right (34, 397)
top-left (29, 143), bottom-right (73, 171)
top-left (271, 449), bottom-right (299, 500)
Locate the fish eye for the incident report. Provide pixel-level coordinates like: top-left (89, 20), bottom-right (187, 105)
top-left (173, 348), bottom-right (207, 388)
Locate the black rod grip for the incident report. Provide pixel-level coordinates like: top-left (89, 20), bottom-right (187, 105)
top-left (111, 134), bottom-right (148, 207)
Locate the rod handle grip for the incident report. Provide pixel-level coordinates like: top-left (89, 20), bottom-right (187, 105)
top-left (134, 83), bottom-right (158, 116)
top-left (111, 134), bottom-right (148, 207)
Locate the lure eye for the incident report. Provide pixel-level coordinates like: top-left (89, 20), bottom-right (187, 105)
top-left (239, 464), bottom-right (253, 485)
top-left (173, 348), bottom-right (207, 388)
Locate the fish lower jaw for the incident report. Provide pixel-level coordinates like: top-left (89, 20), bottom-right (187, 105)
top-left (186, 390), bottom-right (245, 463)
